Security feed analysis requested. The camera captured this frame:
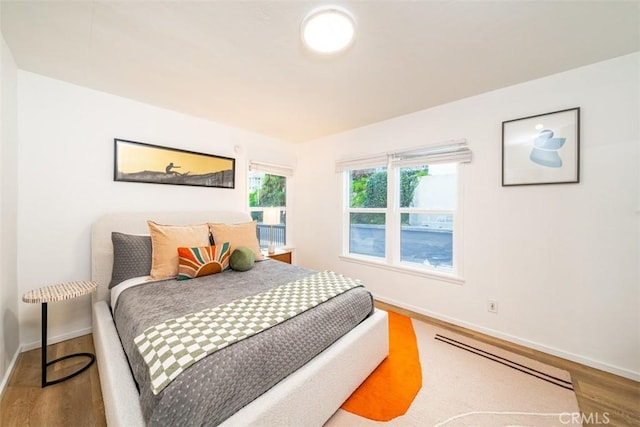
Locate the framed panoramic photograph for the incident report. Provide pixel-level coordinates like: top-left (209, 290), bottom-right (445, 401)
top-left (114, 139), bottom-right (235, 188)
top-left (502, 107), bottom-right (580, 186)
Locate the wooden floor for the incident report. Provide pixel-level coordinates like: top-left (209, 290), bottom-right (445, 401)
top-left (377, 302), bottom-right (640, 427)
top-left (1, 303), bottom-right (638, 426)
top-left (0, 334), bottom-right (106, 427)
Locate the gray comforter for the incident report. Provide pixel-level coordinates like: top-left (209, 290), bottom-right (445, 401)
top-left (113, 260), bottom-right (374, 426)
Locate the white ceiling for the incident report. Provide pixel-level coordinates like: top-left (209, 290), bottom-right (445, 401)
top-left (1, 1), bottom-right (638, 142)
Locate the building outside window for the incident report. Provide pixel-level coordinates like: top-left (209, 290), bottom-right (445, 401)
top-left (398, 163), bottom-right (456, 269)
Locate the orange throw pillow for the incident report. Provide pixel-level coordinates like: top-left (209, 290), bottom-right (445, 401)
top-left (208, 222), bottom-right (264, 261)
top-left (177, 243), bottom-right (231, 280)
top-left (147, 221), bottom-right (210, 280)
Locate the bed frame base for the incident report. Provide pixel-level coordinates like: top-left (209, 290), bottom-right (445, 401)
top-left (93, 301), bottom-right (145, 426)
top-left (94, 301), bottom-right (388, 426)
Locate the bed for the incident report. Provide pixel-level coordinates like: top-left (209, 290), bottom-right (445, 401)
top-left (91, 211), bottom-right (388, 426)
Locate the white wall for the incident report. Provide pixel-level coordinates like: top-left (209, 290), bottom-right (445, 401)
top-left (16, 72), bottom-right (296, 348)
top-left (294, 53), bottom-right (640, 379)
top-left (0, 20), bottom-right (20, 393)
top-left (11, 52), bottom-right (640, 381)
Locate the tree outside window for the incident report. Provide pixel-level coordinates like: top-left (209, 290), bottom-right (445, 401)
top-left (249, 172), bottom-right (286, 248)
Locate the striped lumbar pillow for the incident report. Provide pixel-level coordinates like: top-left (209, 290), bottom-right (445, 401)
top-left (177, 243), bottom-right (231, 280)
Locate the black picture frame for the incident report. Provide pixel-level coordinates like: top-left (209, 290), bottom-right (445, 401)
top-left (502, 107), bottom-right (580, 186)
top-left (114, 139), bottom-right (235, 189)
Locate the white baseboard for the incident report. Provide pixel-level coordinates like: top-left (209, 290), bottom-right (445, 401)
top-left (375, 294), bottom-right (640, 382)
top-left (21, 326), bottom-right (93, 352)
top-left (0, 347), bottom-right (21, 401)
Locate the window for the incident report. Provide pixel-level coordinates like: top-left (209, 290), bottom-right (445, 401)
top-left (348, 167), bottom-right (387, 258)
top-left (339, 140), bottom-right (470, 278)
top-left (248, 161), bottom-right (293, 249)
top-left (398, 164), bottom-right (456, 269)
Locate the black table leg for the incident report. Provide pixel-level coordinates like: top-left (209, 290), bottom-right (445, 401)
top-left (41, 302), bottom-right (47, 388)
top-left (40, 302), bottom-right (96, 388)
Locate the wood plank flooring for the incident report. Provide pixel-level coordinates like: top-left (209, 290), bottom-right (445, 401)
top-left (0, 334), bottom-right (106, 427)
top-left (376, 301), bottom-right (640, 427)
top-left (1, 303), bottom-right (638, 426)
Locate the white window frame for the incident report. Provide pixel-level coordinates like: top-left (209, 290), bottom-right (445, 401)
top-left (338, 140), bottom-right (469, 284)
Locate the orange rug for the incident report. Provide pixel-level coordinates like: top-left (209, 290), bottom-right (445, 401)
top-left (341, 311), bottom-right (422, 421)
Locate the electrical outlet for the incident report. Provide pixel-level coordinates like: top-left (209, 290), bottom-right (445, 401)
top-left (488, 300), bottom-right (498, 313)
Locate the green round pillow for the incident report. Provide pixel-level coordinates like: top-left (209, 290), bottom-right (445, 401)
top-left (230, 246), bottom-right (255, 271)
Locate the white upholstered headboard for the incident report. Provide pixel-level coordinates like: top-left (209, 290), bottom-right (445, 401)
top-left (91, 211), bottom-right (252, 303)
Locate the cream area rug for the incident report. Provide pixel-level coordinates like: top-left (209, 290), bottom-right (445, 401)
top-left (326, 317), bottom-right (582, 426)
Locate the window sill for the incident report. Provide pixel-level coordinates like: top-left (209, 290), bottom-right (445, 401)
top-left (338, 255), bottom-right (465, 285)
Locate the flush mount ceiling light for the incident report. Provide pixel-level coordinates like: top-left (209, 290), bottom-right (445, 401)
top-left (301, 6), bottom-right (355, 54)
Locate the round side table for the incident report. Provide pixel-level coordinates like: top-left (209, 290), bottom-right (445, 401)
top-left (22, 280), bottom-right (97, 388)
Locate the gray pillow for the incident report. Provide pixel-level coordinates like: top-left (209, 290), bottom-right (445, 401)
top-left (109, 232), bottom-right (152, 288)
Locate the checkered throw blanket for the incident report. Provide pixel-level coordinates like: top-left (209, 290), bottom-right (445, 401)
top-left (134, 271), bottom-right (363, 395)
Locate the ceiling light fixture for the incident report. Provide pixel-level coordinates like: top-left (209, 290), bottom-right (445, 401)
top-left (301, 6), bottom-right (355, 54)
